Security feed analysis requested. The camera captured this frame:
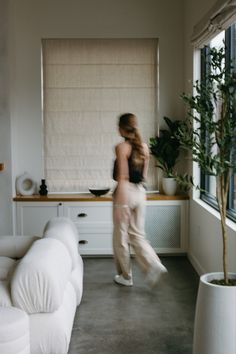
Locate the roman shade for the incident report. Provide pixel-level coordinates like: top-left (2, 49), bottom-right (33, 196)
top-left (191, 0), bottom-right (236, 47)
top-left (42, 39), bottom-right (158, 192)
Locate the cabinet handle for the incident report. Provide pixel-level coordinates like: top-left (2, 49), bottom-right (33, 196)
top-left (58, 203), bottom-right (62, 206)
top-left (79, 240), bottom-right (88, 245)
top-left (77, 213), bottom-right (87, 218)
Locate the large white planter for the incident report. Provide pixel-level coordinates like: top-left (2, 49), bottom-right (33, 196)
top-left (162, 177), bottom-right (177, 196)
top-left (193, 272), bottom-right (236, 354)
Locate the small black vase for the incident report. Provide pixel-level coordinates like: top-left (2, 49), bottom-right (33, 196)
top-left (39, 179), bottom-right (48, 196)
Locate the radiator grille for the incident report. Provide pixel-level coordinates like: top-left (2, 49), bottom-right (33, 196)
top-left (145, 205), bottom-right (181, 248)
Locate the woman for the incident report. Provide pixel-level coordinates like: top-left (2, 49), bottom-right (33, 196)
top-left (112, 113), bottom-right (167, 287)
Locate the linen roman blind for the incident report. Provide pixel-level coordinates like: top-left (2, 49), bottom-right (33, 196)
top-left (42, 39), bottom-right (158, 192)
top-left (191, 0), bottom-right (236, 47)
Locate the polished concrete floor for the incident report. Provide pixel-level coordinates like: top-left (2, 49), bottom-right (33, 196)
top-left (68, 257), bottom-right (199, 354)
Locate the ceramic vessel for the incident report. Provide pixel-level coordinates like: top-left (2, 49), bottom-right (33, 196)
top-left (16, 172), bottom-right (36, 196)
top-left (39, 179), bottom-right (48, 196)
top-left (193, 272), bottom-right (236, 354)
top-left (162, 177), bottom-right (177, 196)
top-left (89, 188), bottom-right (110, 197)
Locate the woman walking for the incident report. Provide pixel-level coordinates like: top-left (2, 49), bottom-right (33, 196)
top-left (112, 113), bottom-right (167, 287)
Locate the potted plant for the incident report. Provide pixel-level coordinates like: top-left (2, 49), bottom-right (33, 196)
top-left (149, 116), bottom-right (181, 195)
top-left (177, 46), bottom-right (236, 354)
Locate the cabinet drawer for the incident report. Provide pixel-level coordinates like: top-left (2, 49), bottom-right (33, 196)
top-left (65, 204), bottom-right (112, 223)
top-left (78, 234), bottom-right (113, 255)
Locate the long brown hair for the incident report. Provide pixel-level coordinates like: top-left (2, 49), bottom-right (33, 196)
top-left (118, 113), bottom-right (145, 166)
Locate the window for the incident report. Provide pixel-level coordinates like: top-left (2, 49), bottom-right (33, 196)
top-left (200, 23), bottom-right (236, 221)
top-left (42, 39), bottom-right (158, 193)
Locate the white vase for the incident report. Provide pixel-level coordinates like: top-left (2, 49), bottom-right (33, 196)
top-left (193, 272), bottom-right (236, 354)
top-left (162, 177), bottom-right (177, 195)
top-left (16, 172), bottom-right (36, 196)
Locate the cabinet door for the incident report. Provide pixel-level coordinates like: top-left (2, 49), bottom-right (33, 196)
top-left (145, 200), bottom-right (188, 253)
top-left (16, 202), bottom-right (63, 236)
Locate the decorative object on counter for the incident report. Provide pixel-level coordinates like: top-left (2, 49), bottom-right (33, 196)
top-left (89, 187), bottom-right (110, 197)
top-left (162, 177), bottom-right (177, 196)
top-left (39, 179), bottom-right (48, 196)
top-left (15, 172), bottom-right (36, 196)
top-left (149, 117), bottom-right (181, 195)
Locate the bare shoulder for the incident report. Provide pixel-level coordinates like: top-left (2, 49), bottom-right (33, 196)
top-left (115, 141), bottom-right (131, 157)
top-left (142, 143), bottom-right (150, 157)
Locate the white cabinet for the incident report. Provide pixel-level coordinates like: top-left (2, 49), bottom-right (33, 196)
top-left (15, 202), bottom-right (63, 236)
top-left (15, 199), bottom-right (188, 255)
top-left (64, 202), bottom-right (113, 255)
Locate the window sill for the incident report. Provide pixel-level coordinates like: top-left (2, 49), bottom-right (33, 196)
top-left (193, 197), bottom-right (236, 232)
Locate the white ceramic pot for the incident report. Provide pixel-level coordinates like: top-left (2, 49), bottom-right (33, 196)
top-left (193, 272), bottom-right (236, 354)
top-left (162, 177), bottom-right (177, 196)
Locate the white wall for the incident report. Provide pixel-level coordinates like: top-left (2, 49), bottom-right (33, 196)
top-left (189, 201), bottom-right (236, 274)
top-left (183, 0), bottom-right (217, 90)
top-left (2, 0), bottom-right (188, 234)
top-left (0, 0), bottom-right (13, 234)
top-left (184, 0), bottom-right (236, 274)
top-left (8, 0), bottom-right (185, 190)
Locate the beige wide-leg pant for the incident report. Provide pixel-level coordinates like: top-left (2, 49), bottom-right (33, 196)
top-left (113, 182), bottom-right (161, 280)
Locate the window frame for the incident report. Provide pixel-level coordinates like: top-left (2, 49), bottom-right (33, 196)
top-left (200, 24), bottom-right (236, 222)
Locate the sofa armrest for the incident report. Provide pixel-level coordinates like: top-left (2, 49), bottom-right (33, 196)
top-left (11, 237), bottom-right (72, 314)
top-left (0, 236), bottom-right (40, 259)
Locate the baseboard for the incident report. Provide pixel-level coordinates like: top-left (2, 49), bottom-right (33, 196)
top-left (187, 252), bottom-right (206, 276)
top-left (82, 253), bottom-right (188, 259)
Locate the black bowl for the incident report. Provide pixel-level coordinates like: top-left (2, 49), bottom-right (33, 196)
top-left (89, 188), bottom-right (110, 197)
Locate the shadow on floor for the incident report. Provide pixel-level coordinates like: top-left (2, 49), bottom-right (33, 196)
top-left (69, 256), bottom-right (199, 354)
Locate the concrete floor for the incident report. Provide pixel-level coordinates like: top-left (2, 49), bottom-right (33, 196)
top-left (68, 256), bottom-right (199, 354)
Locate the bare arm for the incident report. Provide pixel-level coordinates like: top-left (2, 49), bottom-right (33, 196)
top-left (142, 143), bottom-right (150, 182)
top-left (113, 143), bottom-right (130, 205)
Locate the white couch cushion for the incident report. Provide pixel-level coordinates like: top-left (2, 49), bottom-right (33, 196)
top-left (43, 217), bottom-right (79, 269)
top-left (0, 236), bottom-right (40, 259)
top-left (11, 238), bottom-right (72, 314)
top-left (0, 280), bottom-right (12, 307)
top-left (0, 306), bottom-right (30, 354)
top-left (43, 217), bottom-right (79, 242)
top-left (0, 256), bottom-right (16, 280)
top-left (29, 282), bottom-right (76, 354)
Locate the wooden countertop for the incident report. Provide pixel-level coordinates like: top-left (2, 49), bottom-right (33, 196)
top-left (13, 193), bottom-right (189, 202)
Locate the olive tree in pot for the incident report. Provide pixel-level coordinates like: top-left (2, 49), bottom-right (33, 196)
top-left (149, 117), bottom-right (182, 195)
top-left (177, 46), bottom-right (236, 354)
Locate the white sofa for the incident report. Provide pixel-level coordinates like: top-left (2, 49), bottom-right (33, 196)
top-left (0, 217), bottom-right (83, 354)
